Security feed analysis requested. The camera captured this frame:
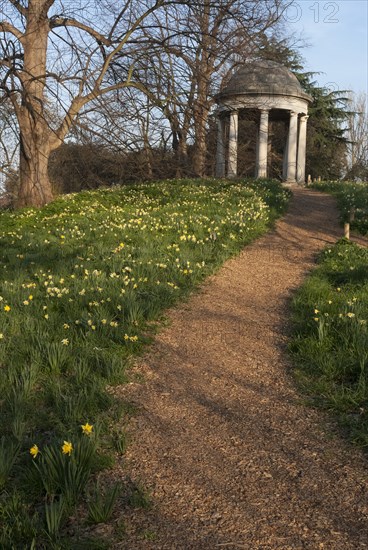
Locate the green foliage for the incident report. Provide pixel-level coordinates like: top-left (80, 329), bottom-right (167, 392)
top-left (0, 178), bottom-right (290, 545)
top-left (32, 435), bottom-right (96, 505)
top-left (87, 480), bottom-right (121, 524)
top-left (290, 240), bottom-right (368, 446)
top-left (44, 497), bottom-right (66, 541)
top-left (0, 492), bottom-right (38, 548)
top-left (0, 436), bottom-right (20, 488)
top-left (124, 482), bottom-right (151, 509)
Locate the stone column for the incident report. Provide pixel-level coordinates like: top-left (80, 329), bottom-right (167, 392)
top-left (215, 117), bottom-right (226, 177)
top-left (286, 111), bottom-right (298, 183)
top-left (256, 109), bottom-right (269, 178)
top-left (227, 110), bottom-right (238, 178)
top-left (297, 115), bottom-right (308, 184)
top-left (282, 123), bottom-right (289, 180)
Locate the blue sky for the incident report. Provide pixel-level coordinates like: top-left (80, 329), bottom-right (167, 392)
top-left (284, 0), bottom-right (368, 95)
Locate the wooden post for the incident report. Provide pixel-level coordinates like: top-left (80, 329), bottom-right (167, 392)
top-left (307, 174), bottom-right (312, 185)
top-left (344, 222), bottom-right (350, 239)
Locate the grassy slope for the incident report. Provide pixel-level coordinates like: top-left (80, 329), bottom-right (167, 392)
top-left (0, 178), bottom-right (290, 547)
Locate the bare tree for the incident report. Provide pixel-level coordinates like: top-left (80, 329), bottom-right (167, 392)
top-left (0, 0), bottom-right (195, 207)
top-left (132, 0), bottom-right (289, 177)
top-left (345, 92), bottom-right (368, 178)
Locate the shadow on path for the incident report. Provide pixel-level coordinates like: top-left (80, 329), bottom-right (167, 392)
top-left (115, 189), bottom-right (368, 550)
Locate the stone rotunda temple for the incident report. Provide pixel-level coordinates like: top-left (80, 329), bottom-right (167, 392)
top-left (215, 60), bottom-right (313, 183)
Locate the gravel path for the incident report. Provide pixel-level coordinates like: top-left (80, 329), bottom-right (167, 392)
top-left (115, 188), bottom-right (368, 549)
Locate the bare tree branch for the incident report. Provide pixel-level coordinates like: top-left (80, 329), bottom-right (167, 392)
top-left (49, 17), bottom-right (112, 46)
top-left (7, 0), bottom-right (27, 16)
top-left (0, 21), bottom-right (24, 41)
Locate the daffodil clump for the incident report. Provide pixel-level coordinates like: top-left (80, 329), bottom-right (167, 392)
top-left (291, 240), bottom-right (368, 446)
top-left (0, 178), bottom-right (289, 546)
top-left (311, 180), bottom-right (368, 235)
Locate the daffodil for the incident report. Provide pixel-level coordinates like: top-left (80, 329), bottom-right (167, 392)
top-left (81, 422), bottom-right (93, 435)
top-left (30, 444), bottom-right (39, 458)
top-left (4, 305), bottom-right (10, 312)
top-left (61, 338), bottom-right (69, 345)
top-left (62, 441), bottom-right (73, 455)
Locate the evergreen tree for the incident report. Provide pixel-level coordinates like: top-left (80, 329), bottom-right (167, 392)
top-left (258, 36), bottom-right (351, 180)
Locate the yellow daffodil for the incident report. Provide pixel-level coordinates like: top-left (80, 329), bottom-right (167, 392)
top-left (81, 422), bottom-right (93, 435)
top-left (61, 338), bottom-right (69, 345)
top-left (30, 444), bottom-right (39, 458)
top-left (62, 441), bottom-right (73, 455)
top-left (4, 305), bottom-right (10, 312)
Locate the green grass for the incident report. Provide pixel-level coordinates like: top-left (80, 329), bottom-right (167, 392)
top-left (310, 180), bottom-right (368, 235)
top-left (0, 177), bottom-right (290, 546)
top-left (290, 240), bottom-right (368, 446)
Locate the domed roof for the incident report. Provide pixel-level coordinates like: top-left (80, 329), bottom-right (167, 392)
top-left (217, 60), bottom-right (312, 102)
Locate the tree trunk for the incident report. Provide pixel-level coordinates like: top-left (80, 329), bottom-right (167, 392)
top-left (143, 137), bottom-right (153, 179)
top-left (176, 135), bottom-right (188, 177)
top-left (192, 1), bottom-right (211, 178)
top-left (15, 4), bottom-right (54, 208)
top-left (16, 129), bottom-right (53, 208)
top-left (192, 99), bottom-right (210, 178)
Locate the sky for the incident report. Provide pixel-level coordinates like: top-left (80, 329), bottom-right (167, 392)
top-left (283, 0), bottom-right (368, 97)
